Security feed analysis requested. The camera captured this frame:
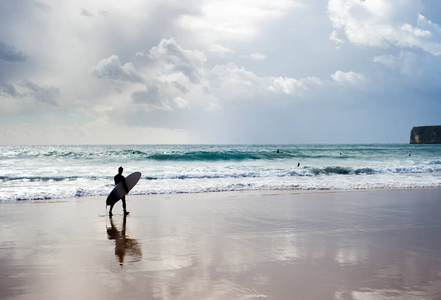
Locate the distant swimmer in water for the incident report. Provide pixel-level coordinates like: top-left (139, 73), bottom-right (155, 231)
top-left (277, 149), bottom-right (280, 153)
top-left (297, 163), bottom-right (300, 167)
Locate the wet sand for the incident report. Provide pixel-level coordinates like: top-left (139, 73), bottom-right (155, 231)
top-left (1, 189), bottom-right (441, 299)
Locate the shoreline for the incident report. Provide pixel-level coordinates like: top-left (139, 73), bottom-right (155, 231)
top-left (1, 188), bottom-right (441, 299)
top-left (2, 186), bottom-right (441, 203)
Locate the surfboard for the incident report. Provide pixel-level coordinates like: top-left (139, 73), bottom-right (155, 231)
top-left (106, 172), bottom-right (141, 206)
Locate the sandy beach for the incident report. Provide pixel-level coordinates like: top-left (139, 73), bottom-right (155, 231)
top-left (1, 189), bottom-right (441, 299)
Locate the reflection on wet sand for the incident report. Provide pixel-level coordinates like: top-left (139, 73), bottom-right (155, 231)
top-left (2, 190), bottom-right (441, 299)
top-left (107, 216), bottom-right (142, 265)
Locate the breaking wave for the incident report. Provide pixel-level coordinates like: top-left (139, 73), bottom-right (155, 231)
top-left (1, 144), bottom-right (440, 201)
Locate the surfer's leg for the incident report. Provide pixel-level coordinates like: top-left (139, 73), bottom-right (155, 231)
top-left (122, 197), bottom-right (129, 215)
top-left (121, 197), bottom-right (126, 212)
top-left (109, 203), bottom-right (114, 216)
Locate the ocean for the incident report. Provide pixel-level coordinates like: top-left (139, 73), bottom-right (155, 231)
top-left (0, 144), bottom-right (440, 201)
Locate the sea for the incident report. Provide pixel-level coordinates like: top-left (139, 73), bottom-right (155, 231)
top-left (0, 144), bottom-right (440, 201)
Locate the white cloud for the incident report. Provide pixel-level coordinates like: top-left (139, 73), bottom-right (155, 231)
top-left (173, 97), bottom-right (190, 109)
top-left (269, 76), bottom-right (323, 96)
top-left (373, 54), bottom-right (401, 70)
top-left (135, 50), bottom-right (148, 57)
top-left (208, 44), bottom-right (234, 57)
top-left (177, 0), bottom-right (299, 44)
top-left (373, 51), bottom-right (419, 75)
top-left (415, 14), bottom-right (441, 56)
top-left (92, 55), bottom-right (144, 83)
top-left (136, 40), bottom-right (327, 111)
top-left (329, 30), bottom-right (344, 49)
top-left (248, 53), bottom-right (267, 61)
top-left (207, 62), bottom-right (324, 101)
top-left (130, 39), bottom-right (327, 114)
top-left (148, 38), bottom-right (207, 84)
top-left (331, 70), bottom-right (365, 84)
top-left (131, 39), bottom-right (209, 111)
top-left (327, 0), bottom-right (441, 55)
top-left (207, 63), bottom-right (265, 101)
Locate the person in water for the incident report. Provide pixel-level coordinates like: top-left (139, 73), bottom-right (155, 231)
top-left (109, 166), bottom-right (129, 216)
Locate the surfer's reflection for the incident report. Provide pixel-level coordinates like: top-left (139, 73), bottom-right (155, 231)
top-left (107, 216), bottom-right (142, 266)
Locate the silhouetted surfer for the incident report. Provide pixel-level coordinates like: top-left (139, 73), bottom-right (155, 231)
top-left (109, 166), bottom-right (129, 216)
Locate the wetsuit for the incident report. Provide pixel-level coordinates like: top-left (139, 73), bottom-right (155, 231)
top-left (109, 173), bottom-right (129, 215)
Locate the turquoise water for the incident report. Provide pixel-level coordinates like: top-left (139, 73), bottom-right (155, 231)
top-left (0, 144), bottom-right (440, 200)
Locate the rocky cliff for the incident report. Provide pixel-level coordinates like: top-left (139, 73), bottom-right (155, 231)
top-left (410, 126), bottom-right (441, 144)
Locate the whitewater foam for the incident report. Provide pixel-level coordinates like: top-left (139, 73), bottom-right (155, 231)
top-left (0, 144), bottom-right (440, 200)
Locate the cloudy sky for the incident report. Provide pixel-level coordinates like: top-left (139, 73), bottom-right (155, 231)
top-left (1, 0), bottom-right (440, 144)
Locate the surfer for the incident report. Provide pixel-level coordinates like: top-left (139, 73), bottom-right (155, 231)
top-left (109, 166), bottom-right (129, 216)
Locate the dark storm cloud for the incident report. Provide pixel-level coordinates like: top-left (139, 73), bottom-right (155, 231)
top-left (0, 42), bottom-right (26, 62)
top-left (132, 85), bottom-right (159, 104)
top-left (131, 82), bottom-right (171, 111)
top-left (1, 80), bottom-right (60, 105)
top-left (34, 1), bottom-right (52, 14)
top-left (21, 80), bottom-right (60, 105)
top-left (80, 8), bottom-right (93, 17)
top-left (1, 83), bottom-right (24, 98)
